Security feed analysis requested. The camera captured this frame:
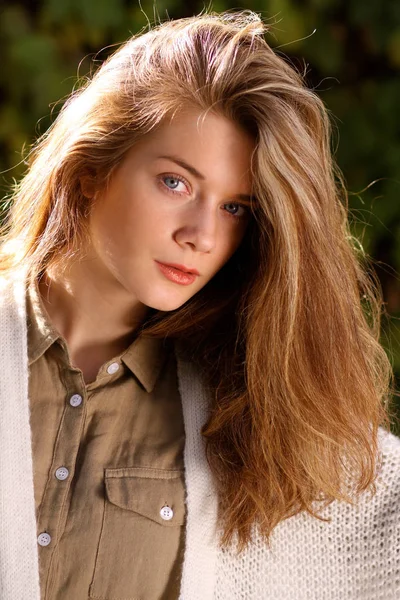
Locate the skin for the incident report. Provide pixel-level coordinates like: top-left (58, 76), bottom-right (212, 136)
top-left (41, 107), bottom-right (256, 382)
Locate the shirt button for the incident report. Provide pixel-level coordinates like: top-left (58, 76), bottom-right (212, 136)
top-left (37, 532), bottom-right (51, 547)
top-left (107, 362), bottom-right (120, 375)
top-left (69, 394), bottom-right (82, 407)
top-left (160, 505), bottom-right (174, 521)
top-left (55, 466), bottom-right (69, 481)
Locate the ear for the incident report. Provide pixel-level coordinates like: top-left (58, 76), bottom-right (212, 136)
top-left (79, 174), bottom-right (97, 199)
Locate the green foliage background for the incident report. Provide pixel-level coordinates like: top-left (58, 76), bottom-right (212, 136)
top-left (1, 0), bottom-right (399, 431)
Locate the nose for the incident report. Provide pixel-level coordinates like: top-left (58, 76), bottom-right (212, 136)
top-left (174, 202), bottom-right (218, 253)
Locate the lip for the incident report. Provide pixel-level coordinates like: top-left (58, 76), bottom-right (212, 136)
top-left (157, 261), bottom-right (200, 275)
top-left (155, 261), bottom-right (199, 286)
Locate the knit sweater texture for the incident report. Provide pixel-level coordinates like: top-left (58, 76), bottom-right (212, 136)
top-left (1, 271), bottom-right (400, 599)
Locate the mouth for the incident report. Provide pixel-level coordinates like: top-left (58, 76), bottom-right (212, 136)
top-left (157, 262), bottom-right (200, 276)
top-left (155, 261), bottom-right (199, 286)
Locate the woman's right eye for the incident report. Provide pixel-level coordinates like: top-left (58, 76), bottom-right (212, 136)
top-left (163, 176), bottom-right (180, 189)
top-left (158, 174), bottom-right (189, 195)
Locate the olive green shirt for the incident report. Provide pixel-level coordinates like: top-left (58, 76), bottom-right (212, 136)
top-left (26, 280), bottom-right (186, 600)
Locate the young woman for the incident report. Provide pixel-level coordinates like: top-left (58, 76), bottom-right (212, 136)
top-left (0, 10), bottom-right (399, 600)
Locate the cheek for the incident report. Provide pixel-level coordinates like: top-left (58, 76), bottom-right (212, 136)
top-left (89, 205), bottom-right (123, 252)
top-left (207, 243), bottom-right (239, 281)
top-left (208, 224), bottom-right (248, 279)
top-left (91, 189), bottom-right (138, 240)
top-left (219, 223), bottom-right (247, 262)
top-left (90, 200), bottom-right (171, 269)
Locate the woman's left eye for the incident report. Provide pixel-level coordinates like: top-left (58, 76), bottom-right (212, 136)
top-left (223, 203), bottom-right (247, 218)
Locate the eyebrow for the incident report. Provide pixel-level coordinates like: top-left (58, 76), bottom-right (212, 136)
top-left (157, 154), bottom-right (254, 203)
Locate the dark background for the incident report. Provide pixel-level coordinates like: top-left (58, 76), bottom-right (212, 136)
top-left (1, 0), bottom-right (399, 431)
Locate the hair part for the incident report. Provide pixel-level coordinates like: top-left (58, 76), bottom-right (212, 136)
top-left (1, 9), bottom-right (395, 553)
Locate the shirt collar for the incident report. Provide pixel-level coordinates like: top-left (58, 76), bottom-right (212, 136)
top-left (121, 335), bottom-right (168, 393)
top-left (26, 277), bottom-right (167, 392)
top-left (26, 277), bottom-right (61, 366)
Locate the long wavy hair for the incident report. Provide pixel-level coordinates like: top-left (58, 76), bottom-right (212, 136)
top-left (0, 10), bottom-right (395, 552)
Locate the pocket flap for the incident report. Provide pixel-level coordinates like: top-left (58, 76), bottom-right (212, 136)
top-left (105, 466), bottom-right (185, 527)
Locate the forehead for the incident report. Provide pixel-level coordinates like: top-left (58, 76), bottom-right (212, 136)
top-left (126, 108), bottom-right (256, 192)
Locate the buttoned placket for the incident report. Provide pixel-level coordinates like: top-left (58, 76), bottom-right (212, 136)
top-left (35, 362), bottom-right (87, 598)
top-left (36, 357), bottom-right (124, 599)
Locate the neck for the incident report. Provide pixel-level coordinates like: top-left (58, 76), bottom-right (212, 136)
top-left (39, 255), bottom-right (150, 382)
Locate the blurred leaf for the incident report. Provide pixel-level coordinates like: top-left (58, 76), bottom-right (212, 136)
top-left (387, 29), bottom-right (400, 68)
top-left (42, 0), bottom-right (75, 23)
top-left (0, 5), bottom-right (30, 40)
top-left (9, 34), bottom-right (58, 75)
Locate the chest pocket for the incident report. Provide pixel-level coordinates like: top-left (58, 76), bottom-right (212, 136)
top-left (89, 466), bottom-right (186, 600)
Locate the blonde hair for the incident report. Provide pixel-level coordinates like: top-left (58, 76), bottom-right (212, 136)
top-left (1, 10), bottom-right (394, 552)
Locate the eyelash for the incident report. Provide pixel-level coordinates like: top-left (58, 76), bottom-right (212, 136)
top-left (157, 173), bottom-right (248, 220)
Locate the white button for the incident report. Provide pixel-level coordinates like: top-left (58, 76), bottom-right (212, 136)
top-left (55, 467), bottom-right (69, 481)
top-left (37, 532), bottom-right (51, 547)
top-left (69, 394), bottom-right (82, 407)
top-left (160, 505), bottom-right (174, 521)
top-left (107, 362), bottom-right (120, 375)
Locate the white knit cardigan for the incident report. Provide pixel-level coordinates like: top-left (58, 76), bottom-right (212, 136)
top-left (1, 272), bottom-right (400, 600)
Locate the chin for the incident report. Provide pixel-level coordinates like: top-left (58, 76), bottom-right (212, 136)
top-left (147, 297), bottom-right (189, 312)
top-left (143, 289), bottom-right (194, 312)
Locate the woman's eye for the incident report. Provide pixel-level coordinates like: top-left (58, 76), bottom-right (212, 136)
top-left (160, 174), bottom-right (188, 194)
top-left (164, 176), bottom-right (180, 189)
top-left (223, 203), bottom-right (247, 218)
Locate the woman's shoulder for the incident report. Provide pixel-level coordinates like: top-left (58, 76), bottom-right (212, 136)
top-left (215, 429), bottom-right (400, 599)
top-left (377, 425), bottom-right (400, 454)
top-left (375, 426), bottom-right (400, 497)
top-left (0, 268), bottom-right (28, 307)
top-left (302, 426), bottom-right (400, 544)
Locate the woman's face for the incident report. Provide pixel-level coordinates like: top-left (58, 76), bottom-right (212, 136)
top-left (86, 107), bottom-right (255, 311)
